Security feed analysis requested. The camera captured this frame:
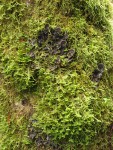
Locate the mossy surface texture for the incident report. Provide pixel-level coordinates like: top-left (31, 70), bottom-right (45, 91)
top-left (1, 0), bottom-right (113, 149)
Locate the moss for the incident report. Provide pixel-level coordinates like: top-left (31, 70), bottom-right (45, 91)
top-left (0, 0), bottom-right (113, 149)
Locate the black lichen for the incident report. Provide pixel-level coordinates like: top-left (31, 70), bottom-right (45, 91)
top-left (28, 119), bottom-right (62, 149)
top-left (91, 63), bottom-right (104, 82)
top-left (36, 24), bottom-right (76, 69)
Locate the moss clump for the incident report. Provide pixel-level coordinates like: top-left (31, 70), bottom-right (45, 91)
top-left (0, 0), bottom-right (113, 150)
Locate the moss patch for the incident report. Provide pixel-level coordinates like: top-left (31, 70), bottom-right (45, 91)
top-left (0, 0), bottom-right (113, 149)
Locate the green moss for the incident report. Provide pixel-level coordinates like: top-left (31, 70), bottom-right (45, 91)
top-left (0, 0), bottom-right (113, 149)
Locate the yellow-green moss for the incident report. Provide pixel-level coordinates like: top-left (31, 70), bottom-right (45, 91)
top-left (0, 0), bottom-right (113, 149)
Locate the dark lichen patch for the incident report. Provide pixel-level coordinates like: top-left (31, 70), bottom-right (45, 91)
top-left (28, 119), bottom-right (62, 150)
top-left (29, 24), bottom-right (77, 70)
top-left (91, 63), bottom-right (104, 82)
